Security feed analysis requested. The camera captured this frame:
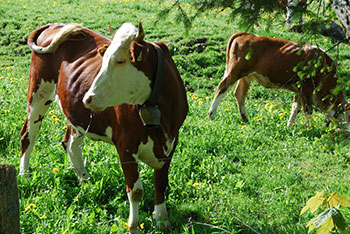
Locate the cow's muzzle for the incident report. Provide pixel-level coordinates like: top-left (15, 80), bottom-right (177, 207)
top-left (83, 94), bottom-right (105, 112)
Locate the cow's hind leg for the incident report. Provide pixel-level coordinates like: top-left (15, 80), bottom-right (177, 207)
top-left (287, 95), bottom-right (301, 126)
top-left (20, 80), bottom-right (56, 175)
top-left (208, 65), bottom-right (240, 119)
top-left (62, 126), bottom-right (89, 181)
top-left (234, 76), bottom-right (252, 122)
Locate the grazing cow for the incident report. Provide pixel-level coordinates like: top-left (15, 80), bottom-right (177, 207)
top-left (20, 22), bottom-right (188, 233)
top-left (208, 32), bottom-right (350, 128)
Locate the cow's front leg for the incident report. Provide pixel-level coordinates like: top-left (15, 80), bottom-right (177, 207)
top-left (153, 159), bottom-right (171, 229)
top-left (121, 162), bottom-right (143, 234)
top-left (62, 126), bottom-right (90, 181)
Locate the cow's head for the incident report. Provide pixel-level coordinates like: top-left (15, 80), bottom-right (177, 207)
top-left (330, 100), bottom-right (350, 129)
top-left (83, 21), bottom-right (152, 111)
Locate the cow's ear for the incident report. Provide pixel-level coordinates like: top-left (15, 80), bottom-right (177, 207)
top-left (344, 102), bottom-right (350, 111)
top-left (108, 25), bottom-right (115, 37)
top-left (98, 44), bottom-right (110, 57)
top-left (130, 42), bottom-right (143, 63)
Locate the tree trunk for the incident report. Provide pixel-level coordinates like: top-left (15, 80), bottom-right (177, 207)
top-left (331, 0), bottom-right (350, 37)
top-left (0, 165), bottom-right (20, 234)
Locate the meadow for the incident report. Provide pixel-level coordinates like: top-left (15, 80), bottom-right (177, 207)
top-left (1, 0), bottom-right (350, 233)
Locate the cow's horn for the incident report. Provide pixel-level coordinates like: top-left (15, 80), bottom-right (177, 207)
top-left (135, 20), bottom-right (144, 42)
top-left (108, 25), bottom-right (115, 37)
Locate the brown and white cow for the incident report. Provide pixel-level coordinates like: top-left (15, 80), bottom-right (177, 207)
top-left (208, 32), bottom-right (350, 128)
top-left (20, 22), bottom-right (188, 233)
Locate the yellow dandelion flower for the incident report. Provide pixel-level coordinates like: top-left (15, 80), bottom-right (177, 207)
top-left (140, 223), bottom-right (144, 229)
top-left (324, 38), bottom-right (328, 43)
top-left (123, 221), bottom-right (130, 228)
top-left (53, 168), bottom-right (59, 173)
top-left (25, 203), bottom-right (37, 211)
top-left (193, 182), bottom-right (204, 187)
top-left (239, 125), bottom-right (246, 129)
top-left (39, 215), bottom-right (47, 219)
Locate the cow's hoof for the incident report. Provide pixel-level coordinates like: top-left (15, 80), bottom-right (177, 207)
top-left (156, 220), bottom-right (170, 231)
top-left (18, 170), bottom-right (30, 180)
top-left (129, 226), bottom-right (142, 234)
top-left (208, 111), bottom-right (215, 120)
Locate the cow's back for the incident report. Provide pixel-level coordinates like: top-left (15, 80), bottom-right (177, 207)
top-left (29, 23), bottom-right (115, 136)
top-left (228, 33), bottom-right (331, 90)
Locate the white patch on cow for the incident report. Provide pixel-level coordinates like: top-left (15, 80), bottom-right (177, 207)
top-left (75, 126), bottom-right (113, 144)
top-left (153, 202), bottom-right (169, 228)
top-left (163, 135), bottom-right (175, 157)
top-left (55, 94), bottom-right (63, 112)
top-left (287, 101), bottom-right (301, 126)
top-left (65, 130), bottom-right (90, 180)
top-left (84, 23), bottom-right (151, 110)
top-left (133, 136), bottom-right (165, 170)
top-left (247, 72), bottom-right (280, 89)
top-left (208, 93), bottom-right (226, 119)
top-left (20, 80), bottom-right (56, 175)
top-left (127, 177), bottom-right (143, 230)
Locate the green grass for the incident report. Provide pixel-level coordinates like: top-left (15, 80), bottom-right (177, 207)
top-left (1, 0), bottom-right (350, 233)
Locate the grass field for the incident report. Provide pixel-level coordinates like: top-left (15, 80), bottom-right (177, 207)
top-left (1, 0), bottom-right (350, 233)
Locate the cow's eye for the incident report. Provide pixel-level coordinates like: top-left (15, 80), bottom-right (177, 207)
top-left (115, 60), bottom-right (126, 65)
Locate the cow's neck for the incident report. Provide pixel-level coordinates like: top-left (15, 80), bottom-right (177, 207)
top-left (138, 43), bottom-right (165, 128)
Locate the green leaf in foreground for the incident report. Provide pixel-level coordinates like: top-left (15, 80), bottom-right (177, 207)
top-left (306, 208), bottom-right (347, 234)
top-left (300, 191), bottom-right (326, 215)
top-left (327, 192), bottom-right (350, 208)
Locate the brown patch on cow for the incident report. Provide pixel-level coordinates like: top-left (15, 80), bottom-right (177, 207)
top-left (20, 119), bottom-right (30, 155)
top-left (61, 125), bottom-right (71, 151)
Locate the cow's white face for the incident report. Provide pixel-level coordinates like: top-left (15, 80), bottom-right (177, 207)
top-left (83, 23), bottom-right (151, 111)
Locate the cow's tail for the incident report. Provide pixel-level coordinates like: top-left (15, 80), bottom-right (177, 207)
top-left (226, 32), bottom-right (247, 62)
top-left (28, 23), bottom-right (85, 54)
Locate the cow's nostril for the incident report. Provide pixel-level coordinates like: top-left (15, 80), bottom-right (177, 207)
top-left (84, 96), bottom-right (92, 105)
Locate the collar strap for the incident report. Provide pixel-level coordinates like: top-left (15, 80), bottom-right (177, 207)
top-left (144, 43), bottom-right (165, 106)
